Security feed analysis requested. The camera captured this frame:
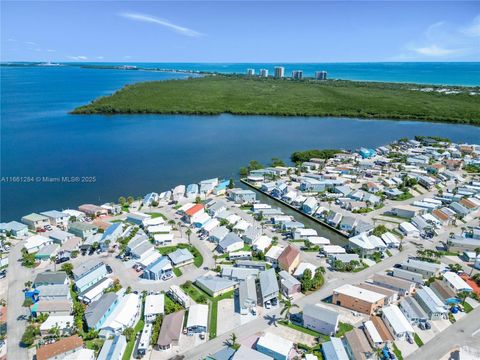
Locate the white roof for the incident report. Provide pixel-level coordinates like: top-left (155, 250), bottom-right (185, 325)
top-left (147, 225), bottom-right (172, 233)
top-left (443, 272), bottom-right (473, 292)
top-left (233, 219), bottom-right (251, 232)
top-left (363, 320), bottom-right (382, 344)
top-left (253, 236), bottom-right (272, 252)
top-left (334, 284), bottom-right (386, 303)
top-left (103, 293), bottom-right (140, 331)
top-left (179, 202), bottom-right (195, 212)
top-left (193, 212), bottom-right (211, 223)
top-left (63, 209), bottom-right (85, 218)
top-left (80, 278), bottom-right (113, 301)
top-left (293, 262), bottom-right (317, 277)
top-left (295, 228), bottom-right (318, 236)
top-left (202, 218), bottom-right (220, 232)
top-left (399, 222), bottom-right (419, 233)
top-left (153, 233), bottom-right (174, 242)
top-left (139, 251), bottom-right (162, 268)
top-left (143, 217), bottom-right (165, 227)
top-left (144, 294), bottom-right (165, 316)
top-left (381, 232), bottom-right (400, 245)
top-left (226, 214), bottom-right (242, 224)
top-left (186, 304), bottom-right (208, 328)
top-left (382, 305), bottom-right (414, 334)
top-left (39, 315), bottom-right (74, 331)
top-left (24, 235), bottom-right (51, 251)
top-left (68, 349), bottom-right (95, 360)
top-left (323, 245), bottom-right (346, 254)
top-left (257, 332), bottom-right (293, 357)
top-left (265, 245), bottom-right (285, 260)
top-left (308, 236), bottom-right (331, 245)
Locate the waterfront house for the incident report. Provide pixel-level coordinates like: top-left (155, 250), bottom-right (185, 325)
top-left (322, 337), bottom-right (349, 360)
top-left (40, 210), bottom-right (70, 229)
top-left (227, 188), bottom-right (256, 204)
top-left (186, 304), bottom-right (208, 334)
top-left (78, 204), bottom-right (108, 217)
top-left (278, 270), bottom-right (301, 297)
top-left (381, 305), bottom-right (414, 340)
top-left (126, 212), bottom-right (151, 226)
top-left (259, 269), bottom-right (279, 305)
top-left (340, 216), bottom-right (358, 233)
top-left (142, 257), bottom-right (173, 281)
top-left (300, 178), bottom-right (326, 192)
top-left (156, 310), bottom-right (184, 350)
top-left (239, 276), bottom-right (258, 315)
top-left (293, 228), bottom-right (317, 240)
top-left (21, 213), bottom-right (50, 230)
top-left (196, 275), bottom-right (237, 297)
top-left (303, 304), bottom-right (339, 336)
top-left (85, 292), bottom-right (119, 330)
top-left (0, 221), bottom-right (28, 237)
top-left (277, 245), bottom-right (300, 274)
top-left (256, 332), bottom-right (293, 360)
top-left (332, 284), bottom-right (385, 315)
top-left (97, 335), bottom-right (126, 360)
top-left (68, 222), bottom-right (98, 240)
top-left (302, 197), bottom-right (318, 215)
top-left (326, 212), bottom-right (343, 227)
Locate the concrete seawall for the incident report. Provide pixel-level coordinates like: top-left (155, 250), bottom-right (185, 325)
top-left (240, 178), bottom-right (348, 239)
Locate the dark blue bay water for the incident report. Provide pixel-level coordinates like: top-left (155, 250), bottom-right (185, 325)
top-left (1, 64), bottom-right (480, 221)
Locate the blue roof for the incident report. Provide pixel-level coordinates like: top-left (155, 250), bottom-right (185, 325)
top-left (147, 256), bottom-right (171, 272)
top-left (102, 222), bottom-right (122, 239)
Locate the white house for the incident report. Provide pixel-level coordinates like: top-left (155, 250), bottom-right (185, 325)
top-left (381, 305), bottom-right (414, 340)
top-left (24, 235), bottom-right (53, 253)
top-left (144, 293), bottom-right (165, 323)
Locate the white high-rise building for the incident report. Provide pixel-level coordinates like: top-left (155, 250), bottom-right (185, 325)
top-left (274, 66), bottom-right (285, 78)
top-left (260, 69), bottom-right (269, 77)
top-left (292, 70), bottom-right (303, 80)
top-left (247, 68), bottom-right (255, 76)
top-left (315, 71), bottom-right (328, 80)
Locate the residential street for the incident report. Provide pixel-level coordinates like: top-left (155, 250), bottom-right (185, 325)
top-left (180, 243), bottom-right (414, 360)
top-left (406, 305), bottom-right (480, 360)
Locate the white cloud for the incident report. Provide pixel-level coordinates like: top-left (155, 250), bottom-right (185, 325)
top-left (413, 44), bottom-right (462, 56)
top-left (461, 15), bottom-right (480, 37)
top-left (24, 41), bottom-right (37, 45)
top-left (67, 55), bottom-right (88, 61)
top-left (47, 49), bottom-right (56, 52)
top-left (119, 12), bottom-right (203, 37)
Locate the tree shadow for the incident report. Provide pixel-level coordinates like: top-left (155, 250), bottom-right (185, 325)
top-left (264, 314), bottom-right (279, 327)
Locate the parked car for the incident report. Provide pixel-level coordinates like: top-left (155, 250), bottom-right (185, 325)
top-left (419, 322), bottom-right (426, 330)
top-left (265, 301), bottom-right (271, 309)
top-left (425, 322), bottom-right (431, 329)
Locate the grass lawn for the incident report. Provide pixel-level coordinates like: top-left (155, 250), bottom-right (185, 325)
top-left (180, 282), bottom-right (209, 304)
top-left (146, 212), bottom-right (167, 220)
top-left (173, 267), bottom-right (182, 277)
top-left (85, 339), bottom-right (104, 355)
top-left (122, 319), bottom-right (145, 360)
top-left (392, 342), bottom-right (404, 360)
top-left (72, 76), bottom-right (480, 125)
top-left (279, 320), bottom-right (329, 340)
top-left (336, 322), bottom-right (354, 337)
top-left (463, 301), bottom-right (473, 313)
top-left (413, 333), bottom-right (424, 347)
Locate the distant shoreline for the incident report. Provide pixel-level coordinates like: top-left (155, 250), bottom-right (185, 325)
top-left (71, 75), bottom-right (480, 125)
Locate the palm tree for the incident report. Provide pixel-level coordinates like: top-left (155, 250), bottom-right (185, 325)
top-left (471, 247), bottom-right (480, 276)
top-left (186, 229), bottom-right (192, 244)
top-left (280, 298), bottom-right (299, 323)
top-left (458, 291), bottom-right (469, 305)
top-left (177, 222), bottom-right (183, 237)
top-left (229, 332), bottom-right (237, 347)
top-left (374, 346), bottom-right (383, 360)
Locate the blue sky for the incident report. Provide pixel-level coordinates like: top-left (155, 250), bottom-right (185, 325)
top-left (1, 1), bottom-right (479, 62)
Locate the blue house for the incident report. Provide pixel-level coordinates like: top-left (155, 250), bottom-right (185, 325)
top-left (271, 183), bottom-right (288, 198)
top-left (99, 222), bottom-right (123, 251)
top-left (359, 148), bottom-right (376, 159)
top-left (142, 257), bottom-right (173, 281)
top-left (186, 184), bottom-right (199, 198)
top-left (85, 292), bottom-right (119, 330)
top-left (213, 180), bottom-right (230, 195)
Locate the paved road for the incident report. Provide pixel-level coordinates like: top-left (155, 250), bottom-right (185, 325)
top-left (7, 240), bottom-right (34, 360)
top-left (180, 243), bottom-right (414, 360)
top-left (406, 305), bottom-right (480, 360)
